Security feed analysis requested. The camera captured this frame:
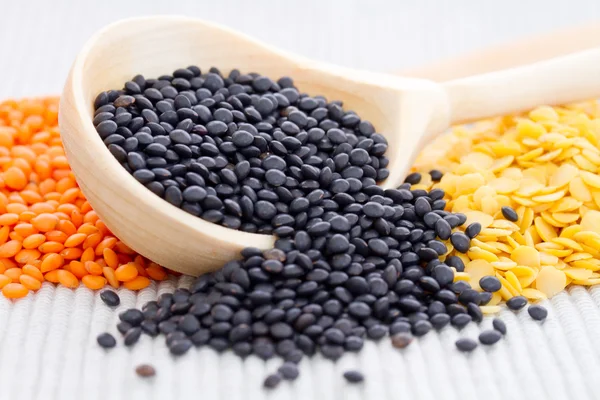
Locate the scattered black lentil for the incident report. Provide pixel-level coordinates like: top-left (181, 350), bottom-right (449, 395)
top-left (135, 364), bottom-right (156, 378)
top-left (100, 290), bottom-right (120, 307)
top-left (506, 296), bottom-right (528, 311)
top-left (264, 373), bottom-right (282, 389)
top-left (404, 172), bottom-right (421, 185)
top-left (479, 329), bottom-right (502, 345)
top-left (528, 305), bottom-right (548, 321)
top-left (455, 338), bottom-right (477, 352)
top-left (492, 318), bottom-right (507, 335)
top-left (429, 170), bottom-right (443, 182)
top-left (96, 66), bottom-right (514, 388)
top-left (97, 332), bottom-right (116, 349)
top-left (343, 370), bottom-right (365, 383)
top-left (501, 206), bottom-right (518, 222)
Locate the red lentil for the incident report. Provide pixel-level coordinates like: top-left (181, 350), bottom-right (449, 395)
top-left (0, 97), bottom-right (172, 299)
top-left (2, 282), bottom-right (28, 298)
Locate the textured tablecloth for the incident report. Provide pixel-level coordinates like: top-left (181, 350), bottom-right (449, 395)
top-left (3, 1), bottom-right (600, 399)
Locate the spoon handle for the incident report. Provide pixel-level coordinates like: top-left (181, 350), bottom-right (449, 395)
top-left (401, 21), bottom-right (600, 81)
top-left (442, 46), bottom-right (600, 125)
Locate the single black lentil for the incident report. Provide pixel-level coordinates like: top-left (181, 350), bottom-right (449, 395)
top-left (124, 327), bottom-right (142, 346)
top-left (96, 66), bottom-right (515, 387)
top-left (343, 370), bottom-right (365, 383)
top-left (465, 223), bottom-right (481, 239)
top-left (455, 338), bottom-right (478, 352)
top-left (450, 232), bottom-right (470, 253)
top-left (501, 206), bottom-right (519, 222)
top-left (97, 332), bottom-right (116, 349)
top-left (100, 290), bottom-right (120, 307)
top-left (451, 314), bottom-right (472, 329)
top-left (264, 373), bottom-right (282, 389)
top-left (429, 170), bottom-right (443, 182)
top-left (506, 296), bottom-right (528, 311)
top-left (492, 318), bottom-right (507, 335)
top-left (528, 305), bottom-right (548, 321)
top-left (170, 338), bottom-right (193, 355)
top-left (479, 329), bottom-right (502, 345)
top-left (479, 276), bottom-right (502, 292)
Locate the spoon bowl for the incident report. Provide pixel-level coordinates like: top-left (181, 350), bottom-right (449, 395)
top-left (60, 16), bottom-right (600, 275)
top-left (59, 16), bottom-right (450, 275)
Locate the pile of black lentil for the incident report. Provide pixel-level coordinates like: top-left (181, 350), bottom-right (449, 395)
top-left (93, 66), bottom-right (390, 233)
top-left (94, 66), bottom-right (544, 388)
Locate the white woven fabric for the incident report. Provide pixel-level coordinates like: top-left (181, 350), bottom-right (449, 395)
top-left (3, 1), bottom-right (600, 399)
top-left (2, 280), bottom-right (600, 400)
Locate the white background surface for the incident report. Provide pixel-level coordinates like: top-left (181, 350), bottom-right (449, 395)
top-left (2, 1), bottom-right (600, 399)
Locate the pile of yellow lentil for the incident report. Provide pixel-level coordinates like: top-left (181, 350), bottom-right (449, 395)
top-left (412, 100), bottom-right (600, 310)
top-left (0, 97), bottom-right (169, 298)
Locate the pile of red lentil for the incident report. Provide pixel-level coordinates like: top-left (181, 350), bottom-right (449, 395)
top-left (0, 97), bottom-right (170, 298)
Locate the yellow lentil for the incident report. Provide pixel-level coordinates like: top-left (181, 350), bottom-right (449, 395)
top-left (413, 100), bottom-right (600, 302)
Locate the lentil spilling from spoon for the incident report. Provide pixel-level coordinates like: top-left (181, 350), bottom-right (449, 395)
top-left (94, 66), bottom-right (535, 387)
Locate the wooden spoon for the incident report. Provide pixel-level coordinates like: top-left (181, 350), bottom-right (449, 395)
top-left (59, 16), bottom-right (600, 276)
top-left (400, 21), bottom-right (600, 81)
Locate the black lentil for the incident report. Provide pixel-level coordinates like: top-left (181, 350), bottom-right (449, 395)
top-left (264, 373), bottom-right (282, 389)
top-left (124, 327), bottom-right (142, 346)
top-left (501, 206), bottom-right (519, 222)
top-left (97, 332), bottom-right (116, 349)
top-left (117, 321), bottom-right (132, 335)
top-left (446, 256), bottom-right (465, 272)
top-left (343, 370), bottom-right (365, 383)
top-left (404, 173), bottom-right (421, 185)
top-left (506, 296), bottom-right (528, 311)
top-left (412, 320), bottom-right (432, 336)
top-left (467, 303), bottom-right (483, 323)
top-left (479, 276), bottom-right (502, 292)
top-left (479, 329), bottom-right (502, 345)
top-left (278, 362), bottom-right (300, 380)
top-left (451, 314), bottom-right (472, 329)
top-left (492, 318), bottom-right (507, 335)
top-left (528, 305), bottom-right (548, 321)
top-left (430, 313), bottom-right (451, 329)
top-left (170, 338), bottom-right (193, 355)
top-left (96, 66), bottom-right (509, 388)
top-left (96, 69), bottom-right (392, 235)
top-left (464, 222), bottom-right (481, 239)
top-left (479, 292), bottom-right (493, 305)
top-left (100, 290), bottom-right (120, 307)
top-left (455, 338), bottom-right (478, 352)
top-left (119, 309), bottom-right (144, 326)
top-left (450, 232), bottom-right (471, 253)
